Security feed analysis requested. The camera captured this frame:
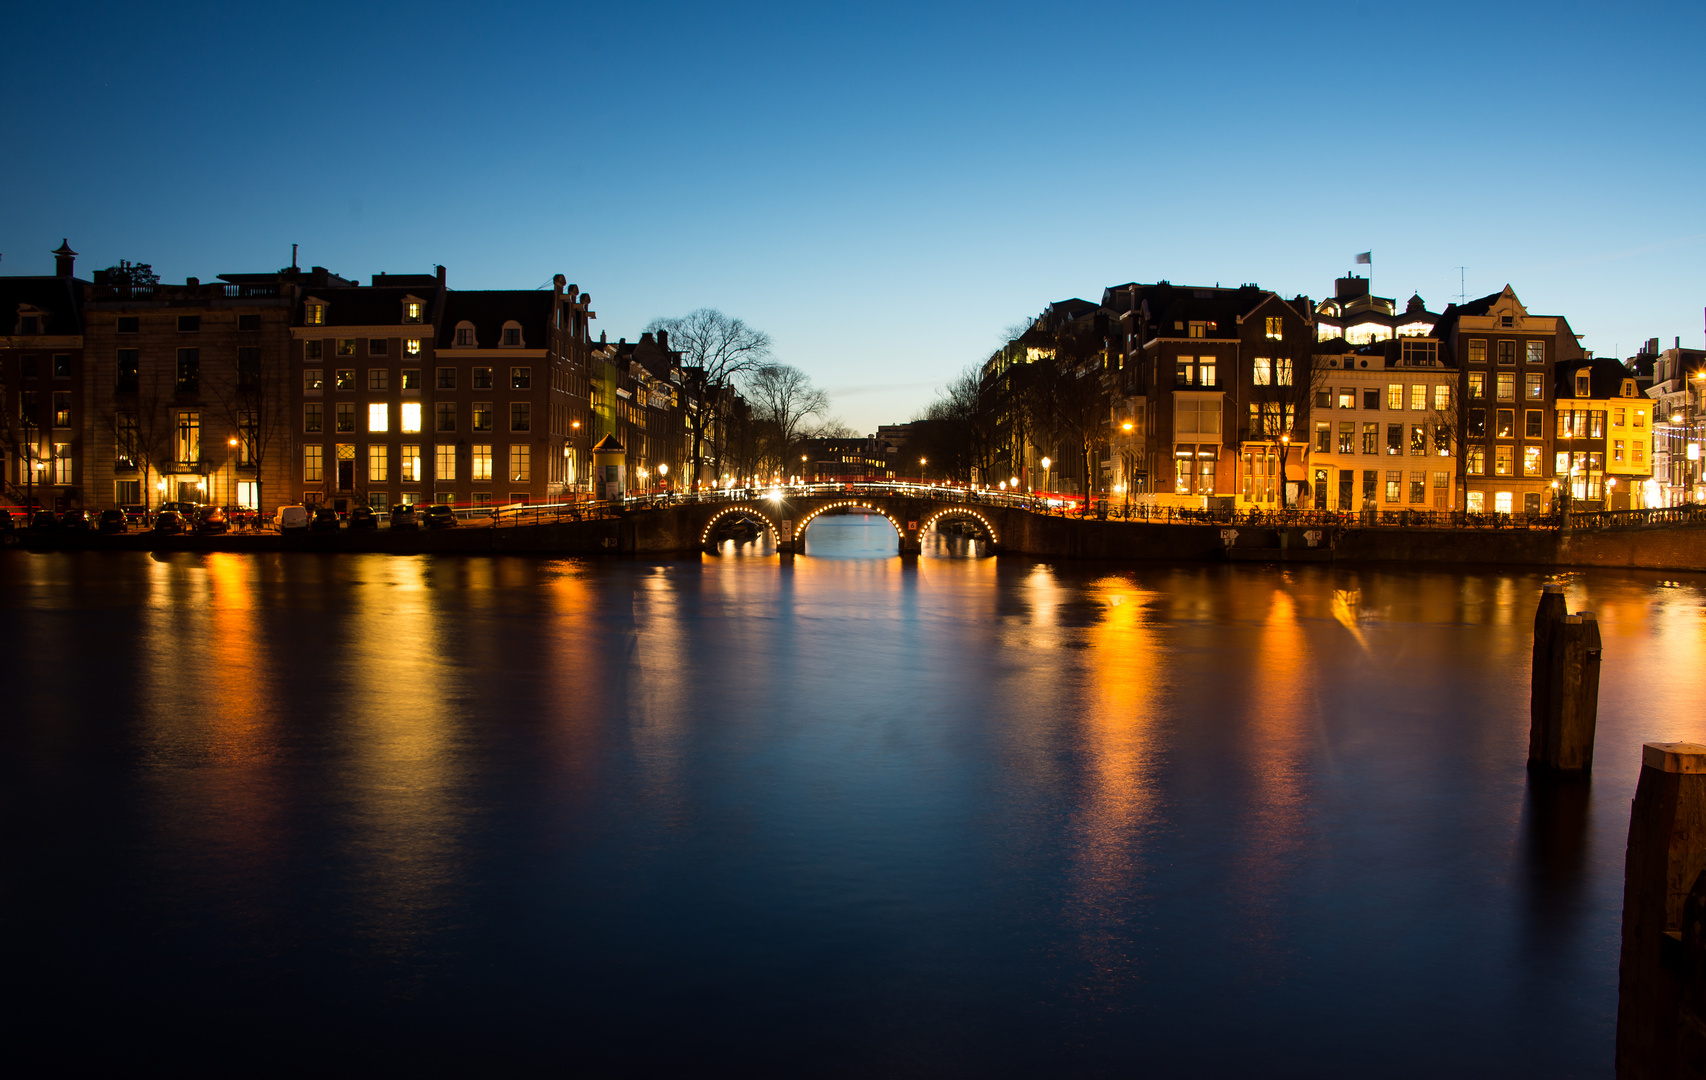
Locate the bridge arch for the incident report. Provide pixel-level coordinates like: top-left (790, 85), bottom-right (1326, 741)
top-left (919, 507), bottom-right (1000, 546)
top-left (699, 505), bottom-right (782, 547)
top-left (794, 500), bottom-right (905, 547)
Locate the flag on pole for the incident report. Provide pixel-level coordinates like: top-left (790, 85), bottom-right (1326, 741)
top-left (1355, 252), bottom-right (1372, 265)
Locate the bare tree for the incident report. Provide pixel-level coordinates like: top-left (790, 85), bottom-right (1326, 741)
top-left (643, 309), bottom-right (772, 487)
top-left (205, 344), bottom-right (288, 513)
top-left (744, 363), bottom-right (829, 477)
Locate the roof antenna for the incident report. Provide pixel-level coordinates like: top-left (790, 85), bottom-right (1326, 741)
top-left (291, 243), bottom-right (298, 270)
top-left (1455, 267), bottom-right (1466, 306)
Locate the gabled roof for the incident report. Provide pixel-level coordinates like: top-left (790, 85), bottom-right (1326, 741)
top-left (1429, 291), bottom-right (1502, 342)
top-left (437, 290), bottom-right (553, 348)
top-left (0, 276), bottom-right (87, 335)
top-left (300, 285), bottom-right (440, 328)
top-left (1555, 357), bottom-right (1636, 400)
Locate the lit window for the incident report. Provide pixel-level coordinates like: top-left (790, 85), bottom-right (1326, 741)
top-left (1387, 384), bottom-right (1403, 411)
top-left (1265, 316), bottom-right (1283, 341)
top-left (1634, 409), bottom-right (1645, 429)
top-left (368, 403), bottom-right (388, 432)
top-left (1362, 423), bottom-right (1378, 454)
top-left (406, 339), bottom-right (421, 356)
top-left (1467, 490), bottom-right (1485, 512)
top-left (369, 444), bottom-right (389, 482)
top-left (1613, 408), bottom-right (1626, 427)
top-left (1275, 357), bottom-right (1292, 386)
top-left (1526, 373), bottom-right (1543, 400)
top-left (306, 304), bottom-right (325, 326)
top-left (1467, 447), bottom-right (1485, 475)
top-left (1386, 471), bottom-right (1401, 502)
top-left (1410, 385), bottom-right (1426, 411)
top-left (1497, 373), bottom-right (1515, 401)
top-left (472, 444), bottom-right (492, 481)
top-left (1523, 446), bottom-right (1542, 476)
top-left (1468, 373), bottom-right (1485, 400)
top-left (337, 339), bottom-right (356, 357)
top-left (1495, 491), bottom-right (1513, 514)
top-left (436, 444), bottom-right (456, 481)
top-left (1613, 440), bottom-right (1625, 463)
top-left (1433, 385), bottom-right (1451, 411)
top-left (473, 403), bottom-right (492, 432)
top-left (1575, 373), bottom-right (1590, 397)
top-left (1410, 425), bottom-right (1426, 455)
top-left (1495, 446), bottom-right (1512, 475)
top-left (1526, 341), bottom-right (1545, 365)
top-left (401, 402), bottom-right (422, 433)
top-left (510, 444), bottom-right (530, 482)
top-left (400, 444), bottom-right (421, 483)
top-left (1253, 358), bottom-right (1272, 385)
top-left (405, 302), bottom-right (423, 324)
top-left (1409, 471), bottom-right (1426, 504)
top-left (304, 446), bottom-right (323, 482)
top-left (1468, 340), bottom-right (1486, 365)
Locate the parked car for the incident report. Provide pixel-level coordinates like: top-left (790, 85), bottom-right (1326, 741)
top-left (158, 501), bottom-right (199, 518)
top-left (310, 507), bottom-right (341, 532)
top-left (0, 508), bottom-right (13, 532)
top-left (98, 509), bottom-right (128, 534)
top-left (348, 506), bottom-right (379, 530)
top-left (153, 510), bottom-right (185, 534)
top-left (28, 510), bottom-right (58, 531)
top-left (195, 506), bottom-right (229, 534)
top-left (228, 507), bottom-right (258, 528)
top-left (276, 505), bottom-right (310, 531)
top-left (389, 504), bottom-right (419, 530)
top-left (422, 504), bottom-right (456, 529)
top-left (122, 506), bottom-right (148, 528)
top-left (59, 509), bottom-right (94, 531)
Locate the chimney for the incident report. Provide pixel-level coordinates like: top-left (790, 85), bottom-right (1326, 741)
top-left (658, 329), bottom-right (669, 351)
top-left (52, 239), bottom-right (76, 277)
top-left (436, 265), bottom-right (446, 287)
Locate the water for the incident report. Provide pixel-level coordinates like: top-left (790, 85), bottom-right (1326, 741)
top-left (4, 514), bottom-right (1704, 1076)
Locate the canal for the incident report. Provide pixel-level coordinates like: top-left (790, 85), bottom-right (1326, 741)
top-left (4, 514), bottom-right (1703, 1075)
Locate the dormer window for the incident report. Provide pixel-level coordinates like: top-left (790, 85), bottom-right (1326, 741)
top-left (1188, 321), bottom-right (1212, 338)
top-left (1264, 317), bottom-right (1283, 341)
top-left (454, 321), bottom-right (476, 347)
top-left (1575, 372), bottom-right (1591, 398)
top-left (1623, 380), bottom-right (1635, 397)
top-left (305, 303), bottom-right (326, 326)
top-left (403, 301), bottom-right (424, 324)
top-left (19, 315), bottom-right (40, 335)
top-left (1500, 315), bottom-right (1513, 328)
top-left (501, 321), bottom-right (523, 347)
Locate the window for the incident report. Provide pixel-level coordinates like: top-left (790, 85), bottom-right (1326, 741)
top-left (1497, 341), bottom-right (1516, 366)
top-left (370, 338), bottom-right (389, 357)
top-left (1525, 410), bottom-right (1543, 439)
top-left (238, 314), bottom-right (260, 332)
top-left (1188, 322), bottom-right (1208, 338)
top-left (369, 444), bottom-right (389, 482)
top-left (510, 403), bottom-right (531, 431)
top-left (437, 367), bottom-right (456, 389)
top-left (1252, 358), bottom-right (1272, 385)
top-left (400, 444), bottom-right (421, 483)
top-left (1613, 439), bottom-right (1625, 463)
top-left (369, 368), bottom-right (390, 391)
top-left (502, 327), bottom-right (522, 347)
top-left (53, 444), bottom-right (73, 484)
top-left (1590, 411), bottom-right (1605, 439)
top-left (401, 369), bottom-right (420, 390)
top-left (473, 403), bottom-right (493, 432)
top-left (1574, 372), bottom-right (1590, 398)
top-left (436, 403), bottom-right (456, 432)
top-left (178, 315), bottom-right (200, 333)
top-left (21, 355), bottom-right (37, 379)
top-left (1467, 491), bottom-right (1485, 513)
top-left (176, 348), bottom-right (200, 392)
top-left (370, 492), bottom-right (390, 513)
top-left (1468, 340), bottom-right (1487, 365)
top-left (368, 403), bottom-right (389, 432)
top-left (1337, 388), bottom-right (1355, 409)
top-left (473, 492), bottom-right (493, 509)
top-left (1361, 389), bottom-right (1378, 410)
top-left (1336, 421), bottom-right (1353, 454)
top-left (456, 325), bottom-right (475, 347)
top-left (1526, 341), bottom-right (1545, 366)
top-left (117, 316), bottom-right (139, 334)
top-left (436, 444), bottom-right (457, 481)
top-left (406, 339), bottom-right (422, 356)
top-left (472, 444), bottom-right (492, 481)
top-left (115, 413), bottom-right (138, 469)
top-left (1525, 373), bottom-right (1543, 400)
top-left (1467, 447), bottom-right (1485, 475)
top-left (1402, 340), bottom-right (1437, 367)
top-left (1198, 359), bottom-right (1216, 385)
top-left (335, 369), bottom-right (355, 391)
top-left (405, 302), bottom-right (424, 324)
top-left (1314, 421), bottom-right (1330, 452)
top-left (1387, 423), bottom-right (1403, 455)
top-left (1468, 373), bottom-right (1485, 400)
top-left (1409, 471), bottom-right (1426, 504)
top-left (1386, 471), bottom-right (1401, 503)
top-left (1496, 373), bottom-right (1515, 401)
top-left (337, 339), bottom-right (356, 357)
top-left (1406, 385), bottom-right (1423, 411)
top-left (1495, 491), bottom-right (1513, 514)
top-left (117, 350), bottom-right (139, 393)
top-left (473, 367), bottom-right (493, 390)
top-left (1495, 445), bottom-right (1513, 476)
top-left (1523, 446), bottom-right (1542, 476)
top-left (1387, 384), bottom-right (1403, 410)
top-left (304, 369), bottom-right (323, 392)
top-left (1613, 407), bottom-right (1626, 428)
top-left (53, 354), bottom-right (70, 378)
top-left (175, 411), bottom-right (200, 464)
top-left (1361, 422), bottom-right (1378, 454)
top-left (1555, 451), bottom-right (1570, 475)
top-left (335, 403), bottom-right (356, 432)
top-left (401, 402), bottom-right (422, 433)
top-left (305, 304), bottom-right (325, 326)
top-left (1634, 441), bottom-right (1645, 464)
top-left (116, 479), bottom-right (140, 505)
top-left (1276, 357), bottom-right (1293, 386)
top-left (232, 346), bottom-right (260, 391)
top-left (510, 444), bottom-right (530, 482)
top-left (1468, 410), bottom-right (1487, 438)
top-left (1410, 425), bottom-right (1426, 455)
top-left (1496, 409), bottom-right (1514, 438)
top-left (1434, 425), bottom-right (1450, 455)
top-left (511, 366), bottom-right (531, 390)
top-left (1634, 409), bottom-right (1645, 428)
top-left (1174, 399), bottom-right (1220, 435)
top-left (305, 403), bottom-right (323, 432)
top-left (1433, 385), bottom-right (1451, 411)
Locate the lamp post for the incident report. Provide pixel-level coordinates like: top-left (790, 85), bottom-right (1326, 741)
top-left (22, 418), bottom-right (37, 514)
top-left (657, 461), bottom-right (668, 498)
top-left (1280, 432), bottom-right (1291, 508)
top-left (1040, 456), bottom-right (1051, 496)
top-left (227, 435), bottom-right (239, 514)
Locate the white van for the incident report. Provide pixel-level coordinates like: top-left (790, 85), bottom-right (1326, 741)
top-left (276, 505), bottom-right (309, 531)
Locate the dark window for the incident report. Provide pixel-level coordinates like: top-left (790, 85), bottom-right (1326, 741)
top-left (305, 404), bottom-right (323, 433)
top-left (19, 316), bottom-right (40, 334)
top-left (335, 403), bottom-right (356, 433)
top-left (1525, 410), bottom-right (1543, 439)
top-left (238, 314), bottom-right (261, 332)
top-left (1363, 389), bottom-right (1380, 410)
top-left (52, 354), bottom-right (71, 378)
top-left (473, 367), bottom-right (492, 390)
top-left (511, 367), bottom-right (531, 389)
top-left (116, 317), bottom-right (139, 334)
top-left (369, 338), bottom-right (389, 357)
top-left (1495, 409), bottom-right (1514, 439)
top-left (20, 391), bottom-right (37, 423)
top-left (21, 355), bottom-right (38, 379)
top-left (1497, 340), bottom-right (1516, 365)
top-left (176, 348), bottom-right (200, 393)
top-left (1468, 410), bottom-right (1486, 438)
top-left (238, 347), bottom-right (261, 390)
top-left (1386, 424), bottom-right (1403, 454)
top-left (502, 327), bottom-right (521, 346)
top-left (436, 403), bottom-right (456, 431)
top-left (178, 315), bottom-right (200, 333)
top-left (437, 367), bottom-right (456, 390)
top-left (510, 402), bottom-right (531, 431)
top-left (117, 350), bottom-right (139, 393)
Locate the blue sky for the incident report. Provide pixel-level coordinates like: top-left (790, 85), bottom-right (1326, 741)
top-left (4, 1), bottom-right (1703, 432)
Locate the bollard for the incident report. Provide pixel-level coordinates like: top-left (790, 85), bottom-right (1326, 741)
top-left (1528, 588), bottom-right (1599, 774)
top-left (1616, 743), bottom-right (1706, 1080)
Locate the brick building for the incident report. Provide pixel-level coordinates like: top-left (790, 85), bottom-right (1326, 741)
top-left (2, 241), bottom-right (86, 509)
top-left (1307, 337), bottom-right (1457, 512)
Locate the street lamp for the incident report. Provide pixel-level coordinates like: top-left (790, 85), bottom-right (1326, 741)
top-left (1039, 457), bottom-right (1051, 495)
top-left (227, 436), bottom-right (239, 514)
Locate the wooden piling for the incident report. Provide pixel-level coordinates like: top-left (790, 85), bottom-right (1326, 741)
top-left (1529, 588), bottom-right (1599, 774)
top-left (1529, 585), bottom-right (1568, 766)
top-left (1617, 743), bottom-right (1706, 1079)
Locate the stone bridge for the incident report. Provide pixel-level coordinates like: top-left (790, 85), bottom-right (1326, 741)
top-left (666, 489), bottom-right (1010, 555)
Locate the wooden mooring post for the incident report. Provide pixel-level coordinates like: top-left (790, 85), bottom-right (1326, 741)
top-left (1617, 743), bottom-right (1706, 1079)
top-left (1528, 585), bottom-right (1602, 774)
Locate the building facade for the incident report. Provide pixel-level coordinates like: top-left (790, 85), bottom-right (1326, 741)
top-left (2, 242), bottom-right (86, 510)
top-left (1307, 338), bottom-right (1457, 513)
top-left (1554, 358), bottom-right (1654, 510)
top-left (1647, 338), bottom-right (1705, 506)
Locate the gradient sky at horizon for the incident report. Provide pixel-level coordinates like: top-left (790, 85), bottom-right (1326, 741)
top-left (4, 1), bottom-right (1702, 433)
